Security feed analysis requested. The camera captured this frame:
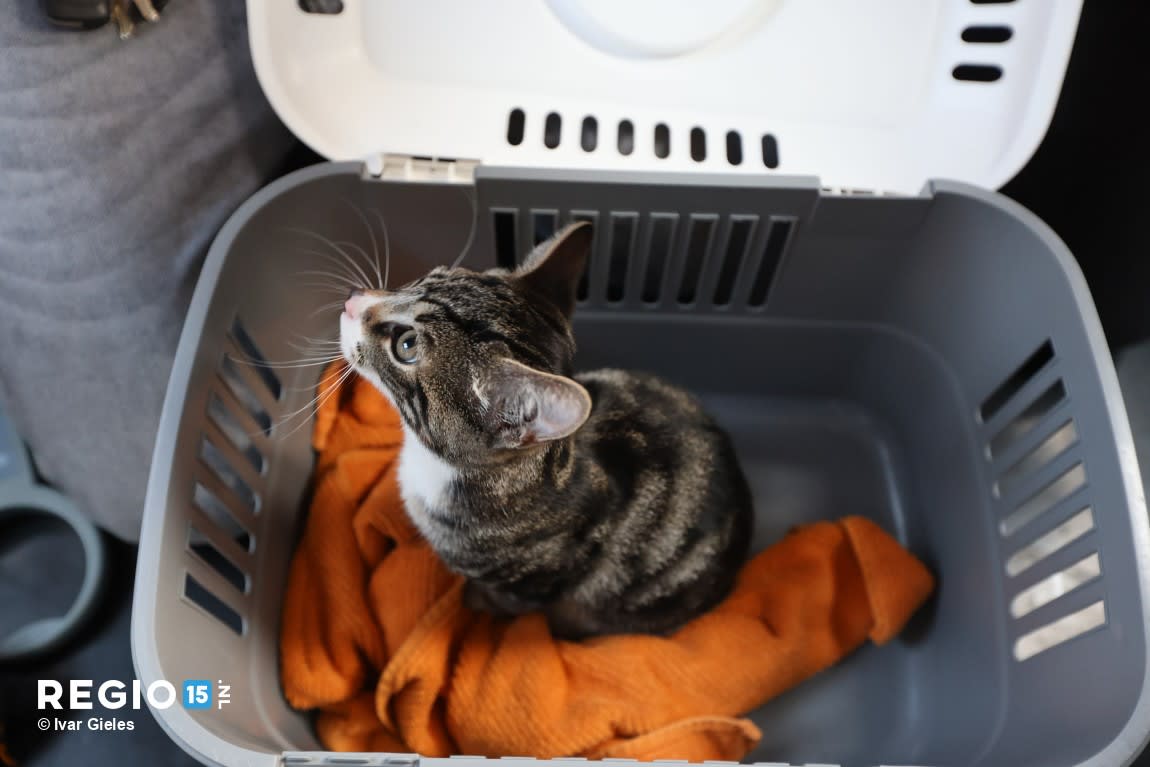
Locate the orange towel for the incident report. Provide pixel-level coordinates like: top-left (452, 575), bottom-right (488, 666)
top-left (281, 363), bottom-right (935, 761)
top-left (0, 722), bottom-right (13, 766)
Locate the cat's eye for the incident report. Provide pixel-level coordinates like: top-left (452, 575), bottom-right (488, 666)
top-left (391, 327), bottom-right (419, 364)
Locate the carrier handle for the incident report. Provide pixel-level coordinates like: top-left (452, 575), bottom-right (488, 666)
top-left (0, 410), bottom-right (107, 662)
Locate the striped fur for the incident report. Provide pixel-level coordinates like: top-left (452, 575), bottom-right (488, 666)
top-left (339, 223), bottom-right (753, 638)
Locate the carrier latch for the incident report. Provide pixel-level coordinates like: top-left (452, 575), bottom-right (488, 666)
top-left (365, 154), bottom-right (479, 183)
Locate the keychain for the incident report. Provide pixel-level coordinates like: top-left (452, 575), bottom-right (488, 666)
top-left (42, 0), bottom-right (169, 40)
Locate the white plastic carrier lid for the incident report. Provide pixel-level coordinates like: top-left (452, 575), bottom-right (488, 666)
top-left (247, 0), bottom-right (1082, 195)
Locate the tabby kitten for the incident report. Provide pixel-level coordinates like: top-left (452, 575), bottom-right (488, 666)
top-left (339, 222), bottom-right (753, 639)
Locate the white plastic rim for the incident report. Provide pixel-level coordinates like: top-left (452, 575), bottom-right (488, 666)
top-left (248, 0), bottom-right (1082, 194)
top-left (543, 0), bottom-right (782, 59)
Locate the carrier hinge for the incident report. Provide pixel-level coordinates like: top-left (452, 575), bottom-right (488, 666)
top-left (819, 185), bottom-right (902, 197)
top-left (365, 153), bottom-right (478, 183)
top-left (282, 753), bottom-right (419, 766)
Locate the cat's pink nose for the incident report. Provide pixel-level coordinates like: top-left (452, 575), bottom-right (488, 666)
top-left (344, 289), bottom-right (370, 320)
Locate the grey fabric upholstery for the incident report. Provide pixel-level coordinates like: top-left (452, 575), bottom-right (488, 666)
top-left (0, 0), bottom-right (296, 540)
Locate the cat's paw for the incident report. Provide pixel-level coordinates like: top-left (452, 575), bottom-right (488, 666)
top-left (462, 580), bottom-right (533, 618)
top-left (462, 580), bottom-right (504, 615)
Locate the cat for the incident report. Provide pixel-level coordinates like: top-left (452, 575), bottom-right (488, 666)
top-left (339, 221), bottom-right (753, 639)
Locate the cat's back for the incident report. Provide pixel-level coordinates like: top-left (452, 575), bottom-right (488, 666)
top-left (553, 368), bottom-right (752, 635)
top-left (572, 367), bottom-right (750, 547)
top-left (575, 368), bottom-right (726, 453)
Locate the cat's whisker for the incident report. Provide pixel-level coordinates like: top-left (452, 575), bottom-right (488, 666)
top-left (286, 356), bottom-right (342, 367)
top-left (294, 332), bottom-right (341, 345)
top-left (308, 298), bottom-right (351, 319)
top-left (228, 351), bottom-right (341, 365)
top-left (288, 228), bottom-right (375, 289)
top-left (286, 343), bottom-right (342, 358)
top-left (289, 228), bottom-right (373, 287)
top-left (289, 335), bottom-right (341, 350)
top-left (227, 352), bottom-right (344, 371)
top-left (341, 198), bottom-right (385, 290)
top-left (278, 381), bottom-right (343, 395)
top-left (296, 264), bottom-right (371, 300)
top-left (450, 186), bottom-right (479, 270)
top-left (370, 209), bottom-right (393, 290)
top-left (271, 364), bottom-right (358, 441)
top-left (337, 240), bottom-right (373, 270)
top-left (297, 273), bottom-right (361, 297)
top-left (309, 302), bottom-right (349, 319)
top-left (296, 347), bottom-right (342, 355)
top-left (297, 254), bottom-right (365, 289)
top-left (336, 239), bottom-right (386, 293)
top-left (292, 241), bottom-right (365, 285)
top-left (271, 366), bottom-right (354, 427)
top-left (297, 268), bottom-right (360, 284)
top-left (245, 362), bottom-right (344, 372)
top-left (300, 282), bottom-right (359, 296)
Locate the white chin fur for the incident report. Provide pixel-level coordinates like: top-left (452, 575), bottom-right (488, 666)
top-left (339, 309), bottom-right (455, 534)
top-left (397, 423), bottom-right (458, 544)
top-left (338, 312), bottom-right (393, 404)
top-left (340, 311), bottom-right (455, 522)
top-left (338, 311), bottom-right (362, 366)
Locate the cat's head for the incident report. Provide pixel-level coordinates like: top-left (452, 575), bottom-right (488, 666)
top-left (339, 222), bottom-right (594, 465)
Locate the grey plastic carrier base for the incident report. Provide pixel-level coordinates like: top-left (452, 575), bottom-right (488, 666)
top-left (132, 163), bottom-right (1150, 767)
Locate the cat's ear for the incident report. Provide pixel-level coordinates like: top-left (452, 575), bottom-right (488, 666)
top-left (478, 358), bottom-right (591, 449)
top-left (515, 221), bottom-right (592, 318)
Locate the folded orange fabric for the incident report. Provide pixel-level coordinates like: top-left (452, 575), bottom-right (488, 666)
top-left (281, 364), bottom-right (935, 761)
top-left (0, 723), bottom-right (13, 767)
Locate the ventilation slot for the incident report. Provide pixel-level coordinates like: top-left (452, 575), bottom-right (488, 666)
top-left (1006, 508), bottom-right (1094, 578)
top-left (606, 213), bottom-right (637, 303)
top-left (962, 25), bottom-right (1012, 43)
top-left (1010, 553), bottom-right (1100, 619)
top-left (642, 214), bottom-right (678, 304)
top-left (492, 210), bottom-right (518, 270)
top-left (725, 131), bottom-right (743, 166)
top-left (230, 318), bottom-right (282, 400)
top-left (713, 217), bottom-right (755, 306)
top-left (208, 394), bottom-right (265, 474)
top-left (298, 0), bottom-right (343, 13)
top-left (654, 123), bottom-right (671, 159)
top-left (761, 134), bottom-right (780, 169)
top-left (194, 482), bottom-right (252, 552)
top-left (1014, 601), bottom-right (1105, 661)
top-left (980, 341), bottom-right (1055, 422)
top-left (953, 64), bottom-right (1003, 82)
top-left (200, 438), bottom-right (259, 515)
top-left (677, 216), bottom-right (717, 305)
top-left (506, 108), bottom-right (525, 146)
top-left (571, 212), bottom-right (598, 302)
top-left (980, 343), bottom-right (1066, 466)
top-left (970, 0), bottom-right (1015, 4)
top-left (183, 574), bottom-right (243, 635)
top-left (219, 356), bottom-right (272, 434)
top-left (1000, 462), bottom-right (1086, 538)
top-left (581, 117), bottom-right (598, 152)
top-left (527, 210), bottom-right (555, 248)
top-left (188, 524), bottom-right (248, 594)
top-left (543, 112), bottom-right (561, 149)
top-left (747, 218), bottom-right (794, 307)
top-left (690, 128), bottom-right (706, 162)
top-left (617, 120), bottom-right (635, 156)
top-left (993, 420), bottom-right (1077, 499)
top-left (995, 387), bottom-right (1071, 469)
